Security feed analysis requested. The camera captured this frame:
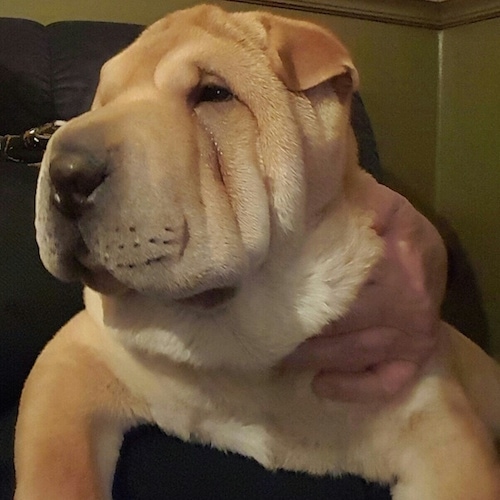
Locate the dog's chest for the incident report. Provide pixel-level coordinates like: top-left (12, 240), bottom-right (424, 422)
top-left (146, 368), bottom-right (364, 476)
top-left (98, 313), bottom-right (389, 478)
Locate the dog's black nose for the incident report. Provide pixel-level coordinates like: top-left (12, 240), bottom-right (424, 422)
top-left (49, 153), bottom-right (106, 219)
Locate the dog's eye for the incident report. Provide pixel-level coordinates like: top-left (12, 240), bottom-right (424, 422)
top-left (198, 85), bottom-right (234, 103)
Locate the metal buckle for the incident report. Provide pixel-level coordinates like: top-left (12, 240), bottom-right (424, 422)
top-left (0, 120), bottom-right (66, 164)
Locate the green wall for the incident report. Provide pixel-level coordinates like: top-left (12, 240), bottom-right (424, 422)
top-left (437, 18), bottom-right (500, 354)
top-left (1, 1), bottom-right (498, 353)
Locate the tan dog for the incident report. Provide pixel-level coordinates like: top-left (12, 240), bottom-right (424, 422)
top-left (15, 5), bottom-right (500, 499)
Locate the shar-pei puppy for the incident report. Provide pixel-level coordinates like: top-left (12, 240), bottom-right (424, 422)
top-left (15, 4), bottom-right (500, 499)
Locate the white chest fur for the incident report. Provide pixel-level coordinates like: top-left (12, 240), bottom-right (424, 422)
top-left (100, 335), bottom-right (410, 485)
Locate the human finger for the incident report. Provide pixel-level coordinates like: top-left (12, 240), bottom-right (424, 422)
top-left (282, 326), bottom-right (432, 373)
top-left (311, 360), bottom-right (419, 402)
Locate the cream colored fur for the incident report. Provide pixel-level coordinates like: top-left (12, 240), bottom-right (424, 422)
top-left (15, 5), bottom-right (500, 499)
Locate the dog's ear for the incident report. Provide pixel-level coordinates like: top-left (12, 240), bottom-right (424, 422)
top-left (260, 14), bottom-right (359, 97)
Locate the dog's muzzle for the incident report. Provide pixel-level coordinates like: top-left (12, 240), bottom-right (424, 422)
top-left (43, 145), bottom-right (130, 295)
top-left (42, 146), bottom-right (240, 307)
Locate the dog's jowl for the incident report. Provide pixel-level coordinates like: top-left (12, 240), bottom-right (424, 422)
top-left (15, 5), bottom-right (500, 499)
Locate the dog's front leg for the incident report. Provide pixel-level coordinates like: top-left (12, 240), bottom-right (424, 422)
top-left (14, 311), bottom-right (150, 500)
top-left (388, 376), bottom-right (500, 500)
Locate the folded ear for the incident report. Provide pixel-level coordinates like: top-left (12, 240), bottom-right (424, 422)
top-left (260, 14), bottom-right (359, 97)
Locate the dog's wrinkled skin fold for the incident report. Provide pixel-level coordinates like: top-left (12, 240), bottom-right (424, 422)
top-left (14, 5), bottom-right (500, 499)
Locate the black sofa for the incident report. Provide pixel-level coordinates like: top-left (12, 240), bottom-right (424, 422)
top-left (0, 15), bottom-right (484, 500)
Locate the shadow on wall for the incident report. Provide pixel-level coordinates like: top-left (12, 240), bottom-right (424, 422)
top-left (439, 220), bottom-right (490, 350)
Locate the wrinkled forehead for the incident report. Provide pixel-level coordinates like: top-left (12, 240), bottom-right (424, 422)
top-left (144, 6), bottom-right (267, 49)
top-left (97, 7), bottom-right (269, 97)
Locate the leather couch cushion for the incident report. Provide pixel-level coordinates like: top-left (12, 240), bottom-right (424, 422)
top-left (0, 18), bottom-right (142, 134)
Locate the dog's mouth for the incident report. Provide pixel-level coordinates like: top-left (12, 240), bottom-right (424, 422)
top-left (176, 287), bottom-right (238, 309)
top-left (72, 257), bottom-right (128, 296)
top-left (72, 240), bottom-right (237, 308)
top-left (69, 238), bottom-right (126, 295)
top-left (80, 265), bottom-right (237, 309)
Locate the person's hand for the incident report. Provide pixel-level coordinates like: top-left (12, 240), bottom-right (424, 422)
top-left (283, 175), bottom-right (448, 402)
